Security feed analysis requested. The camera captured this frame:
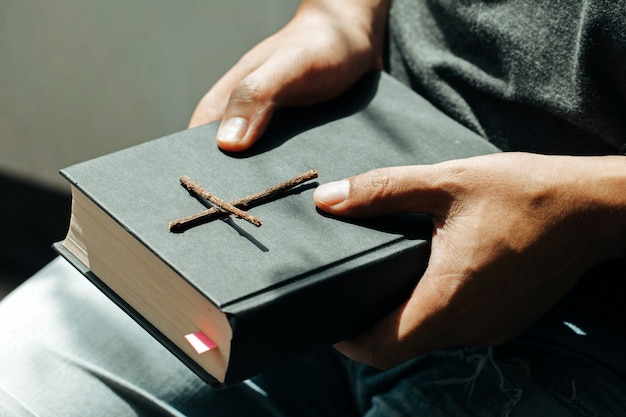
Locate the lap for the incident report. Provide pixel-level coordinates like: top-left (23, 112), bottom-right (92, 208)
top-left (0, 258), bottom-right (214, 416)
top-left (1, 258), bottom-right (625, 416)
top-left (0, 258), bottom-right (352, 417)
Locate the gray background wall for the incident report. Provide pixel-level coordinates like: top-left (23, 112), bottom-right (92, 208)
top-left (1, 0), bottom-right (299, 191)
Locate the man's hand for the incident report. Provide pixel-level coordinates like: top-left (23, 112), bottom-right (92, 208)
top-left (189, 0), bottom-right (389, 152)
top-left (314, 152), bottom-right (626, 369)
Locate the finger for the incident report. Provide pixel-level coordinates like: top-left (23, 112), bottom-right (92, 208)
top-left (214, 44), bottom-right (358, 152)
top-left (187, 52), bottom-right (280, 151)
top-left (313, 166), bottom-right (450, 218)
top-left (333, 266), bottom-right (454, 369)
top-left (211, 54), bottom-right (309, 152)
top-left (188, 79), bottom-right (238, 129)
top-left (188, 46), bottom-right (270, 129)
top-left (214, 71), bottom-right (278, 152)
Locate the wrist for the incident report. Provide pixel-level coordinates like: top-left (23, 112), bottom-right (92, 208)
top-left (295, 0), bottom-right (390, 70)
top-left (570, 155), bottom-right (626, 262)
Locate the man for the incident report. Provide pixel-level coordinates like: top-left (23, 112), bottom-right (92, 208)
top-left (1, 1), bottom-right (625, 415)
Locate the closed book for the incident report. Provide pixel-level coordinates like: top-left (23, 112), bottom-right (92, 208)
top-left (55, 72), bottom-right (499, 387)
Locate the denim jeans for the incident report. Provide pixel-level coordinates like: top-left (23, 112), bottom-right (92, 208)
top-left (1, 257), bottom-right (625, 416)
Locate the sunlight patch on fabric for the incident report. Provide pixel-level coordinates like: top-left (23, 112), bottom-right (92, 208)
top-left (562, 321), bottom-right (587, 336)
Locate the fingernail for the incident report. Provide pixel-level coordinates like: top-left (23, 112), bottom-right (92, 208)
top-left (314, 180), bottom-right (350, 206)
top-left (217, 117), bottom-right (248, 143)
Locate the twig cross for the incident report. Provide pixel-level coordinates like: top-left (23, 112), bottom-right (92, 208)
top-left (168, 169), bottom-right (318, 232)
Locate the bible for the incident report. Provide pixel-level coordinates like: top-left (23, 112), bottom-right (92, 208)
top-left (55, 72), bottom-right (499, 387)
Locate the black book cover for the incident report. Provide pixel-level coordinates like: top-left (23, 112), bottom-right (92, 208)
top-left (55, 72), bottom-right (499, 386)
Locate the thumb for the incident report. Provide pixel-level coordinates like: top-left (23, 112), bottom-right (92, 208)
top-left (215, 73), bottom-right (277, 152)
top-left (313, 166), bottom-right (446, 218)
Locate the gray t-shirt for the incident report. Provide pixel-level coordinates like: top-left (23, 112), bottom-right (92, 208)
top-left (386, 0), bottom-right (626, 155)
top-left (384, 0), bottom-right (626, 336)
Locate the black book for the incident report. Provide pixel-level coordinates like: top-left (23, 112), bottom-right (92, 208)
top-left (55, 72), bottom-right (499, 387)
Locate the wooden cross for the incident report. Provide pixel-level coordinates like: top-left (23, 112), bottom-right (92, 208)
top-left (168, 169), bottom-right (318, 232)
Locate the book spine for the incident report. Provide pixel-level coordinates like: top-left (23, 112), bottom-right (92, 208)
top-left (53, 242), bottom-right (222, 387)
top-left (222, 242), bottom-right (430, 384)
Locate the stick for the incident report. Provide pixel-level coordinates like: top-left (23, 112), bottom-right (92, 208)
top-left (169, 169), bottom-right (318, 232)
top-left (179, 175), bottom-right (262, 227)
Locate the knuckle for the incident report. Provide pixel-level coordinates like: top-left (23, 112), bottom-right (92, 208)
top-left (366, 168), bottom-right (394, 200)
top-left (231, 77), bottom-right (267, 104)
